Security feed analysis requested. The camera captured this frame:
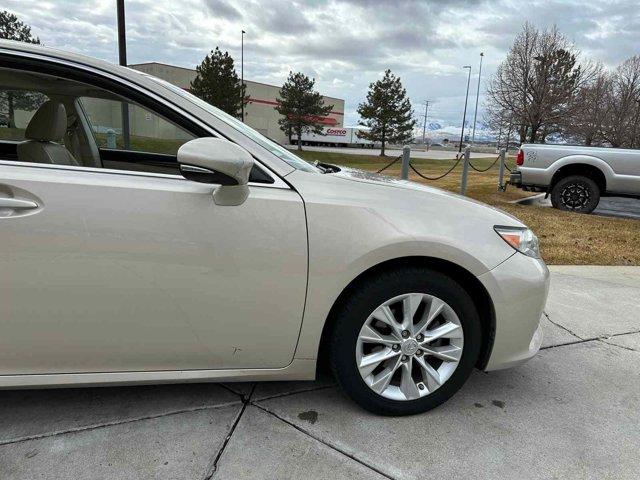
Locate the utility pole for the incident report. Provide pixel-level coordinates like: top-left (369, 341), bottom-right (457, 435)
top-left (241, 30), bottom-right (245, 122)
top-left (421, 100), bottom-right (430, 146)
top-left (116, 0), bottom-right (130, 149)
top-left (471, 52), bottom-right (484, 145)
top-left (458, 65), bottom-right (472, 153)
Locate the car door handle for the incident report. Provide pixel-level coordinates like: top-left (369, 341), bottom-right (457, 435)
top-left (0, 197), bottom-right (39, 210)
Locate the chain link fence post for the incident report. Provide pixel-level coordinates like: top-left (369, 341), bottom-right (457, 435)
top-left (401, 145), bottom-right (411, 180)
top-left (497, 148), bottom-right (506, 191)
top-left (460, 146), bottom-right (471, 195)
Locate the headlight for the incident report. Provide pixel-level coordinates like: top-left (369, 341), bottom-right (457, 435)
top-left (494, 226), bottom-right (541, 258)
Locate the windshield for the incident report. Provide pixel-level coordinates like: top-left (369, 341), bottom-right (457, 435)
top-left (146, 75), bottom-right (319, 173)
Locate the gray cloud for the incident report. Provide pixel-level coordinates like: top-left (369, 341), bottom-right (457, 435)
top-left (203, 0), bottom-right (242, 20)
top-left (3, 0), bottom-right (639, 127)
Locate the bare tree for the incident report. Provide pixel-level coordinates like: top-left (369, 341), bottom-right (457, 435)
top-left (564, 66), bottom-right (611, 145)
top-left (487, 24), bottom-right (592, 144)
top-left (601, 56), bottom-right (640, 148)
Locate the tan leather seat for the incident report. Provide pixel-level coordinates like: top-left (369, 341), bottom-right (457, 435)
top-left (17, 101), bottom-right (79, 166)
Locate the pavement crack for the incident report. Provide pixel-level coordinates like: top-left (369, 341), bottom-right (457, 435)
top-left (544, 311), bottom-right (582, 340)
top-left (218, 383), bottom-right (255, 401)
top-left (0, 400), bottom-right (242, 447)
top-left (252, 403), bottom-right (398, 480)
top-left (253, 384), bottom-right (336, 403)
top-left (598, 338), bottom-right (639, 353)
top-left (540, 329), bottom-right (640, 351)
top-left (203, 384), bottom-right (257, 480)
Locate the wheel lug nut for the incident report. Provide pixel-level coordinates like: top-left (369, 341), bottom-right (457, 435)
top-left (416, 350), bottom-right (423, 356)
top-left (401, 330), bottom-right (410, 338)
top-left (401, 355), bottom-right (408, 362)
top-left (416, 334), bottom-right (423, 341)
top-left (392, 344), bottom-right (400, 351)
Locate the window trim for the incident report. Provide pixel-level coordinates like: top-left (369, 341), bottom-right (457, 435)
top-left (0, 51), bottom-right (289, 189)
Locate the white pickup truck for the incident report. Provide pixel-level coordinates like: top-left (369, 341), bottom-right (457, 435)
top-left (510, 144), bottom-right (640, 213)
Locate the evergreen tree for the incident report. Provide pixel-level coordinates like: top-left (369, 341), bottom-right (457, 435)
top-left (0, 11), bottom-right (43, 128)
top-left (357, 69), bottom-right (416, 156)
top-left (276, 72), bottom-right (333, 151)
top-left (190, 47), bottom-right (248, 117)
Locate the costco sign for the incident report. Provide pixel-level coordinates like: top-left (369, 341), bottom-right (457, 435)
top-left (325, 128), bottom-right (347, 136)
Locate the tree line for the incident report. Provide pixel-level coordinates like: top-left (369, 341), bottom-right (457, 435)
top-left (487, 22), bottom-right (640, 148)
top-left (190, 47), bottom-right (414, 155)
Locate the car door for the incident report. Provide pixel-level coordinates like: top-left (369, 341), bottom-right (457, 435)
top-left (0, 68), bottom-right (308, 375)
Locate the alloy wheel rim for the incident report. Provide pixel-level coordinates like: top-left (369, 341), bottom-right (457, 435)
top-left (561, 183), bottom-right (590, 210)
top-left (356, 292), bottom-right (464, 401)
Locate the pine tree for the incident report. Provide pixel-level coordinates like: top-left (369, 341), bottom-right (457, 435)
top-left (190, 47), bottom-right (248, 117)
top-left (276, 72), bottom-right (333, 151)
top-left (0, 11), bottom-right (43, 128)
top-left (357, 69), bottom-right (416, 156)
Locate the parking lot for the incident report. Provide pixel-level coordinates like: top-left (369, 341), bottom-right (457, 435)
top-left (1, 265), bottom-right (638, 480)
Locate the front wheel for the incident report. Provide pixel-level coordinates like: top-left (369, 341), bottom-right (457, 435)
top-left (328, 267), bottom-right (481, 416)
top-left (550, 175), bottom-right (600, 213)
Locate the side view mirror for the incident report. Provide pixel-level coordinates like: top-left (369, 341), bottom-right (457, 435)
top-left (177, 137), bottom-right (254, 206)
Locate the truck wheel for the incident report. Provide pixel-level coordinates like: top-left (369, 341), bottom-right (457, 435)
top-left (550, 175), bottom-right (600, 213)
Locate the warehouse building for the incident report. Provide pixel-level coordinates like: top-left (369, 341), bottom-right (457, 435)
top-left (129, 62), bottom-right (345, 145)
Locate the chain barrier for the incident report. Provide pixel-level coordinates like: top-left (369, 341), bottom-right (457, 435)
top-left (377, 151), bottom-right (512, 181)
top-left (408, 153), bottom-right (463, 181)
top-left (375, 154), bottom-right (402, 173)
top-left (468, 154), bottom-right (501, 173)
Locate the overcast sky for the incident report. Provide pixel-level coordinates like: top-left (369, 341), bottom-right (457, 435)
top-left (5, 0), bottom-right (640, 128)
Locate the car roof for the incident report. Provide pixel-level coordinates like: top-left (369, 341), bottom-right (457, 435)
top-left (0, 39), bottom-right (140, 79)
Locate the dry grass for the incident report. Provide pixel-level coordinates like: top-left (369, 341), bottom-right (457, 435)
top-left (295, 149), bottom-right (640, 266)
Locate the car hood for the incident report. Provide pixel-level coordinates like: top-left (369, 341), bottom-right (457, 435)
top-left (332, 166), bottom-right (525, 226)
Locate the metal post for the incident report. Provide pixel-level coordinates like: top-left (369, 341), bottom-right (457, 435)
top-left (401, 145), bottom-right (411, 180)
top-left (106, 129), bottom-right (117, 149)
top-left (497, 148), bottom-right (506, 191)
top-left (241, 29), bottom-right (245, 122)
top-left (458, 66), bottom-right (472, 153)
top-left (460, 146), bottom-right (471, 195)
top-left (116, 0), bottom-right (130, 149)
top-left (471, 52), bottom-right (484, 145)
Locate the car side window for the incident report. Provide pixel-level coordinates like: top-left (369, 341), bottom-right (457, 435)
top-left (78, 97), bottom-right (196, 174)
top-left (0, 89), bottom-right (49, 141)
top-left (80, 97), bottom-right (195, 156)
top-left (1, 66), bottom-right (273, 183)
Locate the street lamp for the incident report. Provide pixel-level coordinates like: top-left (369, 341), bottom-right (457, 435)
top-left (241, 29), bottom-right (245, 122)
top-left (471, 52), bottom-right (484, 145)
top-left (421, 100), bottom-right (431, 146)
top-left (458, 65), bottom-right (472, 153)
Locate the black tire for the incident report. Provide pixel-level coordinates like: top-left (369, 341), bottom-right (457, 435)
top-left (328, 267), bottom-right (481, 416)
top-left (550, 175), bottom-right (600, 213)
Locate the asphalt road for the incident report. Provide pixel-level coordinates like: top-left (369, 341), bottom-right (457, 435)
top-left (517, 194), bottom-right (640, 220)
top-left (1, 266), bottom-right (639, 479)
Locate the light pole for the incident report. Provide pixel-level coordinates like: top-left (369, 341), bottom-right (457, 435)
top-left (116, 0), bottom-right (130, 149)
top-left (458, 65), bottom-right (472, 153)
top-left (471, 52), bottom-right (484, 145)
top-left (241, 29), bottom-right (245, 122)
top-left (421, 100), bottom-right (430, 145)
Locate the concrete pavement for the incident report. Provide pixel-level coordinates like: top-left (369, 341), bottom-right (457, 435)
top-left (1, 266), bottom-right (639, 479)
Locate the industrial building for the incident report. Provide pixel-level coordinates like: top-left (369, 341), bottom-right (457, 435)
top-left (130, 62), bottom-right (345, 145)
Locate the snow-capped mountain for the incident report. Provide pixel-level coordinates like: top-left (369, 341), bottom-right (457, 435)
top-left (415, 119), bottom-right (497, 143)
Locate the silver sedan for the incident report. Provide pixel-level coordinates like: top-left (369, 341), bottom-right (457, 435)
top-left (0, 40), bottom-right (548, 415)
